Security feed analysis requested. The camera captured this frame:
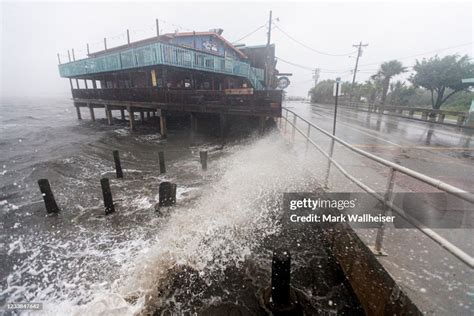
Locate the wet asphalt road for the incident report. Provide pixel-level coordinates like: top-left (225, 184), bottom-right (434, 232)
top-left (286, 101), bottom-right (474, 191)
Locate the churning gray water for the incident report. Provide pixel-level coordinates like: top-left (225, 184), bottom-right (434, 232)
top-left (0, 97), bottom-right (361, 315)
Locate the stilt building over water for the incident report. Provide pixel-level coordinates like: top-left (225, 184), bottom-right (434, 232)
top-left (58, 25), bottom-right (285, 137)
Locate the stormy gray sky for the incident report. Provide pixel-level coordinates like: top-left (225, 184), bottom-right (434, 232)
top-left (1, 1), bottom-right (472, 98)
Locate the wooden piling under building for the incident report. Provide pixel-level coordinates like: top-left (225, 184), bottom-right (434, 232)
top-left (73, 96), bottom-right (278, 139)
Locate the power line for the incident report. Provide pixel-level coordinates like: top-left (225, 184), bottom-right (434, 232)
top-left (273, 24), bottom-right (357, 57)
top-left (232, 23), bottom-right (267, 44)
top-left (276, 56), bottom-right (314, 71)
top-left (357, 42), bottom-right (473, 68)
top-left (276, 56), bottom-right (353, 73)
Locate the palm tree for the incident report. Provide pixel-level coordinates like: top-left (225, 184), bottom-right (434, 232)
top-left (374, 60), bottom-right (407, 105)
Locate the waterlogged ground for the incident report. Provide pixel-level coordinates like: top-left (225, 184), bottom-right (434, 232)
top-left (0, 98), bottom-right (361, 315)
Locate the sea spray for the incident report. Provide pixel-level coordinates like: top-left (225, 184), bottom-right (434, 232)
top-left (107, 132), bottom-right (320, 315)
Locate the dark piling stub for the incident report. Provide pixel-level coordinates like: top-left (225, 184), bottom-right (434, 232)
top-left (113, 150), bottom-right (123, 178)
top-left (199, 151), bottom-right (208, 171)
top-left (271, 249), bottom-right (291, 305)
top-left (38, 179), bottom-right (60, 214)
top-left (159, 151), bottom-right (166, 174)
top-left (100, 178), bottom-right (115, 215)
top-left (159, 182), bottom-right (177, 207)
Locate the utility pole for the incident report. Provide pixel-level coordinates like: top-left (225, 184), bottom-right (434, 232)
top-left (313, 68), bottom-right (320, 88)
top-left (265, 10), bottom-right (273, 90)
top-left (156, 19), bottom-right (160, 37)
top-left (350, 41), bottom-right (368, 103)
top-left (333, 77), bottom-right (341, 135)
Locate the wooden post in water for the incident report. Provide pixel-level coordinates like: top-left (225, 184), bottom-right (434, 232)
top-left (38, 179), bottom-right (60, 214)
top-left (88, 104), bottom-right (95, 121)
top-left (200, 151), bottom-right (208, 171)
top-left (100, 178), bottom-right (115, 215)
top-left (113, 150), bottom-right (123, 178)
top-left (120, 109), bottom-right (125, 120)
top-left (158, 151), bottom-right (166, 174)
top-left (271, 249), bottom-right (291, 305)
top-left (159, 182), bottom-right (176, 207)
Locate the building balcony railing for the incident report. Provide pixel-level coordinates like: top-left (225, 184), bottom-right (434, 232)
top-left (59, 42), bottom-right (265, 90)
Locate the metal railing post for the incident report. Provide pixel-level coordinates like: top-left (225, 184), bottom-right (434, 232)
top-left (291, 114), bottom-right (297, 142)
top-left (305, 122), bottom-right (311, 153)
top-left (284, 110), bottom-right (289, 134)
top-left (323, 139), bottom-right (335, 189)
top-left (374, 167), bottom-right (396, 254)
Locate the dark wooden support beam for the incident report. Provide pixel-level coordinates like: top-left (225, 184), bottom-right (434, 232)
top-left (75, 105), bottom-right (82, 120)
top-left (69, 78), bottom-right (74, 90)
top-left (127, 106), bottom-right (135, 130)
top-left (140, 111), bottom-right (145, 122)
top-left (88, 104), bottom-right (95, 121)
top-left (146, 111), bottom-right (151, 119)
top-left (84, 79), bottom-right (88, 89)
top-left (75, 79), bottom-right (80, 89)
top-left (120, 109), bottom-right (125, 120)
top-left (259, 116), bottom-right (266, 134)
top-left (219, 113), bottom-right (228, 139)
top-left (160, 111), bottom-right (167, 138)
top-left (105, 105), bottom-right (112, 125)
top-left (92, 80), bottom-right (97, 89)
top-left (190, 113), bottom-right (197, 143)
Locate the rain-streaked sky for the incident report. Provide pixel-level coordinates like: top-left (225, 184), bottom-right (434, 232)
top-left (1, 1), bottom-right (472, 97)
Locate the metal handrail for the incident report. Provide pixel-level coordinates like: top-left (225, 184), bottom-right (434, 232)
top-left (58, 42), bottom-right (265, 90)
top-left (280, 107), bottom-right (474, 268)
top-left (284, 108), bottom-right (474, 204)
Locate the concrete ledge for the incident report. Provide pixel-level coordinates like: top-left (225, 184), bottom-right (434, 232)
top-left (323, 223), bottom-right (423, 316)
